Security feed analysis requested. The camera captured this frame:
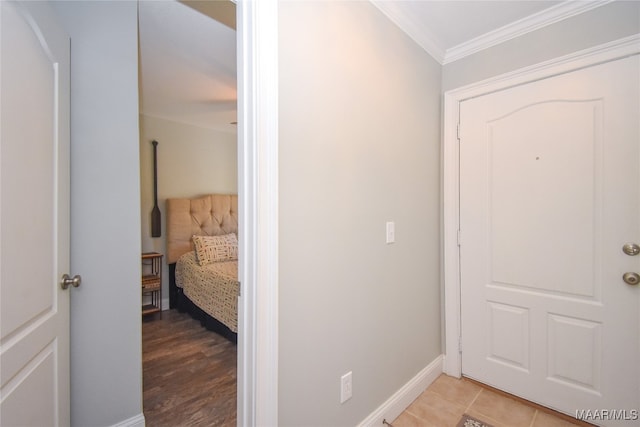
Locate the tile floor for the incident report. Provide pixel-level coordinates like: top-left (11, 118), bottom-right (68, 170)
top-left (392, 374), bottom-right (590, 427)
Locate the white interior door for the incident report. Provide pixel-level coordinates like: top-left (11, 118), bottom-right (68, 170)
top-left (0, 1), bottom-right (71, 425)
top-left (460, 55), bottom-right (639, 424)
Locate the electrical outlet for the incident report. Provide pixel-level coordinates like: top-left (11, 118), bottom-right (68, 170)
top-left (340, 371), bottom-right (352, 403)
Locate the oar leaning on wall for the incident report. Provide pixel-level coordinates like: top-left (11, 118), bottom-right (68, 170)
top-left (151, 140), bottom-right (161, 237)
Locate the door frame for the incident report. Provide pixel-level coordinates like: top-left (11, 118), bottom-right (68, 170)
top-left (236, 1), bottom-right (279, 426)
top-left (442, 34), bottom-right (640, 378)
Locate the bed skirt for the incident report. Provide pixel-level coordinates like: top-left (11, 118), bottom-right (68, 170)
top-left (169, 263), bottom-right (237, 343)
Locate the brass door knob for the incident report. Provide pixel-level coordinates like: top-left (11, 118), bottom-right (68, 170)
top-left (623, 272), bottom-right (640, 286)
top-left (622, 243), bottom-right (640, 256)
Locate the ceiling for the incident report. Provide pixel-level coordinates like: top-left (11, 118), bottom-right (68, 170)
top-left (138, 0), bottom-right (237, 133)
top-left (138, 0), bottom-right (610, 131)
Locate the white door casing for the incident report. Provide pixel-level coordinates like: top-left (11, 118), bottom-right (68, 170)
top-left (236, 0), bottom-right (279, 425)
top-left (0, 1), bottom-right (71, 425)
top-left (459, 54), bottom-right (639, 421)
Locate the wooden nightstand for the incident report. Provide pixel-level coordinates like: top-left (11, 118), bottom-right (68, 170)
top-left (142, 252), bottom-right (163, 315)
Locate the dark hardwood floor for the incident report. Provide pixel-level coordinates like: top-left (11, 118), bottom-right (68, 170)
top-left (143, 309), bottom-right (237, 426)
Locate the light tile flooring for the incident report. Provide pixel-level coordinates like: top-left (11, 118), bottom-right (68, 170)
top-left (392, 374), bottom-right (591, 427)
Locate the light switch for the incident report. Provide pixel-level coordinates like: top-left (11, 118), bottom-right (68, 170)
top-left (386, 221), bottom-right (395, 244)
top-left (340, 371), bottom-right (352, 403)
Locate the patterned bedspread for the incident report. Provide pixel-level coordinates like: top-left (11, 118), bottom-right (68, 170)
top-left (175, 251), bottom-right (238, 333)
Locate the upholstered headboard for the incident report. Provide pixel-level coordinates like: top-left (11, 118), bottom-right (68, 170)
top-left (166, 194), bottom-right (238, 263)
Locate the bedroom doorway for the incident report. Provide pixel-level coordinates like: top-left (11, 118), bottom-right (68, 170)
top-left (138, 1), bottom-right (240, 425)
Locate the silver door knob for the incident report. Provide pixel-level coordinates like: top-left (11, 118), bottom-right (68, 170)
top-left (622, 243), bottom-right (640, 256)
top-left (623, 272), bottom-right (640, 286)
top-left (60, 274), bottom-right (81, 290)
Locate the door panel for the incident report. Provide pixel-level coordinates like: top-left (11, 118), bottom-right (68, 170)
top-left (489, 101), bottom-right (600, 297)
top-left (460, 55), bottom-right (639, 423)
top-left (0, 1), bottom-right (70, 425)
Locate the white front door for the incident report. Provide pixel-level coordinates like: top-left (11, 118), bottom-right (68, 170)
top-left (460, 55), bottom-right (639, 424)
top-left (0, 1), bottom-right (71, 425)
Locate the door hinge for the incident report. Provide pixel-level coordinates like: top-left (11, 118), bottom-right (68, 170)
top-left (457, 229), bottom-right (462, 247)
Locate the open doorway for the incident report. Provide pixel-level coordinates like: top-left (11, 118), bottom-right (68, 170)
top-left (137, 1), bottom-right (239, 424)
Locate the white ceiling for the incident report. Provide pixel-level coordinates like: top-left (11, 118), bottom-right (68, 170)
top-left (138, 0), bottom-right (610, 131)
top-left (138, 0), bottom-right (237, 133)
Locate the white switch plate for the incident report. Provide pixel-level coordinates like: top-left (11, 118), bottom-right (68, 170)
top-left (386, 221), bottom-right (395, 244)
top-left (340, 371), bottom-right (352, 403)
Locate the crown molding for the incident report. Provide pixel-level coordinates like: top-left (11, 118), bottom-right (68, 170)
top-left (370, 0), bottom-right (445, 63)
top-left (443, 0), bottom-right (613, 64)
top-left (371, 0), bottom-right (612, 65)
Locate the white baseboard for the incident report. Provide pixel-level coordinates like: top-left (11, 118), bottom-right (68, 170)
top-left (161, 297), bottom-right (169, 311)
top-left (357, 354), bottom-right (444, 427)
top-left (110, 413), bottom-right (145, 427)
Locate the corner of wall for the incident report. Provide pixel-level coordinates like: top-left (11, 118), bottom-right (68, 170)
top-left (357, 355), bottom-right (444, 427)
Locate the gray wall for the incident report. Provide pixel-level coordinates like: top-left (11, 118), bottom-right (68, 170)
top-left (52, 2), bottom-right (143, 426)
top-left (443, 1), bottom-right (640, 91)
top-left (278, 2), bottom-right (442, 425)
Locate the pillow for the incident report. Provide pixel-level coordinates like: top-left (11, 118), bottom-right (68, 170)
top-left (192, 233), bottom-right (238, 265)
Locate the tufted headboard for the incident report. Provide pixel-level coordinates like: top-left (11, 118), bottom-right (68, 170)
top-left (166, 194), bottom-right (238, 264)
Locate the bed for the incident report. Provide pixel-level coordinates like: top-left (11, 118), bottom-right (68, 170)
top-left (166, 194), bottom-right (239, 342)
